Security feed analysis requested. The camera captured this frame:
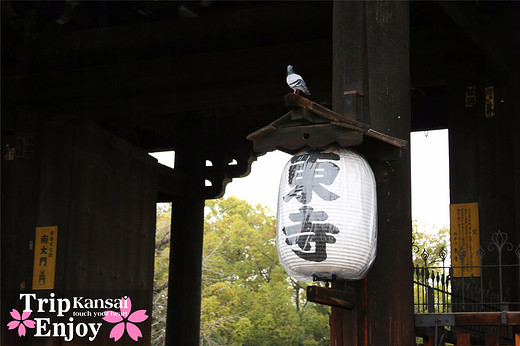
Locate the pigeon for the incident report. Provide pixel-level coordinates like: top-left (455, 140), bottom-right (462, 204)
top-left (286, 65), bottom-right (311, 95)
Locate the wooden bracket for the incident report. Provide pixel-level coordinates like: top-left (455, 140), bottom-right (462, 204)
top-left (247, 94), bottom-right (408, 156)
top-left (306, 285), bottom-right (355, 310)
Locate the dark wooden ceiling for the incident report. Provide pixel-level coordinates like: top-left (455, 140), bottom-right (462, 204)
top-left (2, 1), bottom-right (520, 151)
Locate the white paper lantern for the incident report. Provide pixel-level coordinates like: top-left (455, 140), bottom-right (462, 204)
top-left (276, 146), bottom-right (377, 282)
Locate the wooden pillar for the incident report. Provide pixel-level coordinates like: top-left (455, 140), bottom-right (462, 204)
top-left (421, 336), bottom-right (434, 346)
top-left (165, 145), bottom-right (205, 345)
top-left (457, 332), bottom-right (471, 346)
top-left (331, 1), bottom-right (413, 345)
top-left (485, 333), bottom-right (500, 346)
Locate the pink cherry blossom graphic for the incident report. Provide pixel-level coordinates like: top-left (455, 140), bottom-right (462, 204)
top-left (7, 309), bottom-right (36, 337)
top-left (103, 297), bottom-right (148, 342)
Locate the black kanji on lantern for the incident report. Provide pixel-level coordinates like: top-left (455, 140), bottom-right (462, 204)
top-left (283, 152), bottom-right (340, 204)
top-left (282, 206), bottom-right (339, 262)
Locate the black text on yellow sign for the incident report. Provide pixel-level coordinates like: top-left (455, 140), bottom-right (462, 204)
top-left (32, 226), bottom-right (58, 290)
top-left (449, 203), bottom-right (480, 277)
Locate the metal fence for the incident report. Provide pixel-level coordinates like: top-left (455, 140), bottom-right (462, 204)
top-left (413, 229), bottom-right (520, 314)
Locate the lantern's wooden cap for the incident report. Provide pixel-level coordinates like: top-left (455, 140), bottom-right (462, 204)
top-left (247, 94), bottom-right (408, 155)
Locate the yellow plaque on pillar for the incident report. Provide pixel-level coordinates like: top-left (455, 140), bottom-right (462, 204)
top-left (32, 226), bottom-right (58, 290)
top-left (450, 203), bottom-right (480, 277)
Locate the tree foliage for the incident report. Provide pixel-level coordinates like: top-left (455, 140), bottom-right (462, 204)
top-left (152, 198), bottom-right (330, 346)
top-left (412, 220), bottom-right (451, 267)
top-left (412, 221), bottom-right (451, 317)
top-left (152, 203), bottom-right (171, 346)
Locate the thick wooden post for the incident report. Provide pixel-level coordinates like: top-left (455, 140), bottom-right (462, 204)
top-left (485, 333), bottom-right (500, 346)
top-left (332, 2), bottom-right (414, 345)
top-left (457, 332), bottom-right (471, 346)
top-left (165, 146), bottom-right (205, 345)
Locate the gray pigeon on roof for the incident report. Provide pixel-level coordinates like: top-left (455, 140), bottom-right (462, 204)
top-left (286, 65), bottom-right (311, 95)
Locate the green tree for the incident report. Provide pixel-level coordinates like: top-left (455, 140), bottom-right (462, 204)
top-left (152, 203), bottom-right (171, 346)
top-left (412, 221), bottom-right (451, 315)
top-left (412, 220), bottom-right (450, 267)
top-left (200, 197), bottom-right (330, 345)
top-left (151, 198), bottom-right (330, 345)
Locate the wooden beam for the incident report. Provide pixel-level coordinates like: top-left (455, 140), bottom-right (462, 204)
top-left (3, 39), bottom-right (332, 120)
top-left (307, 286), bottom-right (355, 310)
top-left (415, 312), bottom-right (520, 326)
top-left (456, 312), bottom-right (520, 326)
top-left (2, 2), bottom-right (332, 77)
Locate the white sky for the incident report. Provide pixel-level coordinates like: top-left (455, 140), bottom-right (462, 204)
top-left (151, 129), bottom-right (450, 230)
top-left (409, 129), bottom-right (450, 229)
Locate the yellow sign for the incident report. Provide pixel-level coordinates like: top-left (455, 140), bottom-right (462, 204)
top-left (450, 203), bottom-right (480, 277)
top-left (485, 86), bottom-right (495, 118)
top-left (32, 226), bottom-right (58, 290)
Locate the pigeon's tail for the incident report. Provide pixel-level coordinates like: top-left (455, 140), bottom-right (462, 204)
top-left (294, 80), bottom-right (311, 95)
top-left (300, 83), bottom-right (311, 95)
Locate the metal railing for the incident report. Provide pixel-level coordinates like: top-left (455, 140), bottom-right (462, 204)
top-left (413, 229), bottom-right (520, 314)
